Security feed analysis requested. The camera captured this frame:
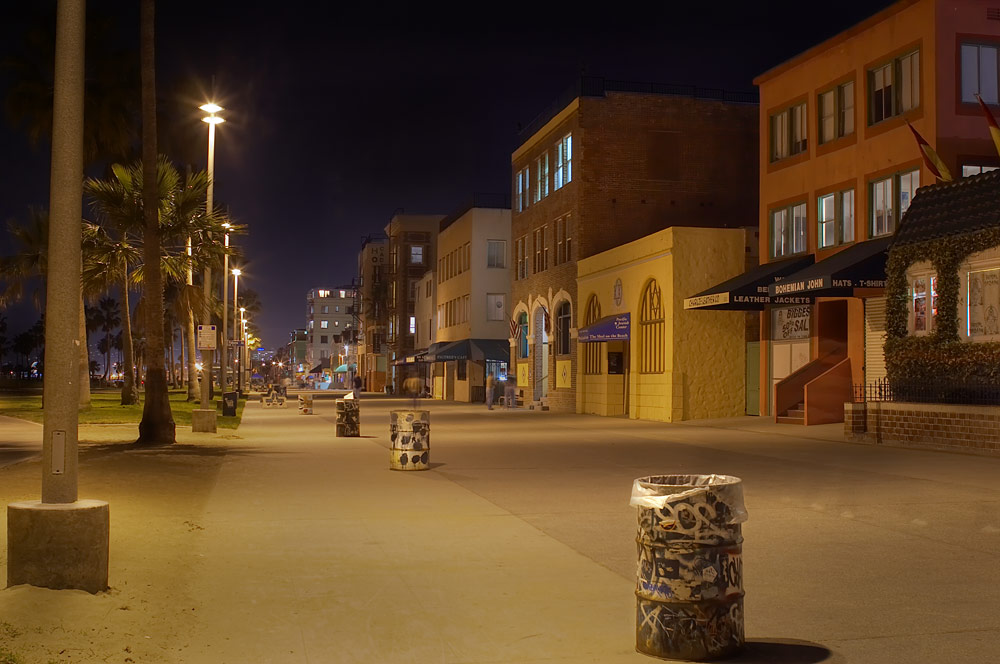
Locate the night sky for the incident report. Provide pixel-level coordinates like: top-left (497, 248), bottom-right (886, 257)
top-left (0, 0), bottom-right (895, 349)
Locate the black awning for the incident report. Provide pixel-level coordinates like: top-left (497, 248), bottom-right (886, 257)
top-left (684, 255), bottom-right (815, 310)
top-left (472, 339), bottom-right (511, 363)
top-left (427, 338), bottom-right (511, 362)
top-left (768, 237), bottom-right (891, 297)
top-left (433, 339), bottom-right (471, 361)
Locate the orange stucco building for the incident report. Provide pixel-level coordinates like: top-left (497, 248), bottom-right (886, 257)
top-left (687, 0), bottom-right (1000, 423)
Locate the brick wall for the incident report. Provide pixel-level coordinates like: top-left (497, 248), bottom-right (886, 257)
top-left (510, 91), bottom-right (758, 414)
top-left (844, 402), bottom-right (1000, 455)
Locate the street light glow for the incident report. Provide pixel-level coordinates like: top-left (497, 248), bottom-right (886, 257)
top-left (202, 115), bottom-right (225, 125)
top-left (199, 103), bottom-right (223, 114)
top-left (232, 268), bottom-right (241, 276)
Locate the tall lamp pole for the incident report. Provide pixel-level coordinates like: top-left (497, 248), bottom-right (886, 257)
top-left (221, 222), bottom-right (231, 389)
top-left (232, 268), bottom-right (241, 393)
top-left (199, 103), bottom-right (223, 407)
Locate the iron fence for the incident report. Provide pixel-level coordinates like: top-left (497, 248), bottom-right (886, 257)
top-left (854, 378), bottom-right (1000, 405)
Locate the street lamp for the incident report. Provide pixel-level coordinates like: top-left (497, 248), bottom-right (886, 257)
top-left (221, 222), bottom-right (231, 391)
top-left (199, 102), bottom-right (224, 412)
top-left (232, 267), bottom-right (241, 393)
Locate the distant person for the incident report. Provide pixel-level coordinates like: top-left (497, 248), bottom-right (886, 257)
top-left (353, 374), bottom-right (362, 395)
top-left (485, 373), bottom-right (495, 410)
top-left (504, 378), bottom-right (516, 410)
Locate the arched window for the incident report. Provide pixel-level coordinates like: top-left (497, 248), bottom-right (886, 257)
top-left (583, 295), bottom-right (602, 374)
top-left (556, 301), bottom-right (572, 355)
top-left (518, 312), bottom-right (529, 358)
top-left (639, 279), bottom-right (664, 373)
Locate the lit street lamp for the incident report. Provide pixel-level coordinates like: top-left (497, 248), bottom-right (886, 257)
top-left (232, 268), bottom-right (241, 392)
top-left (221, 222), bottom-right (231, 390)
top-left (199, 102), bottom-right (224, 412)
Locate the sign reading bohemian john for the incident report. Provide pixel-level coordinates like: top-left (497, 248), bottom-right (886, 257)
top-left (766, 236), bottom-right (891, 297)
top-left (683, 255), bottom-right (815, 311)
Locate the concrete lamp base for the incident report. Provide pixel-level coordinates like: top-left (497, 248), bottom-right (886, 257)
top-left (191, 409), bottom-right (218, 433)
top-left (7, 499), bottom-right (110, 594)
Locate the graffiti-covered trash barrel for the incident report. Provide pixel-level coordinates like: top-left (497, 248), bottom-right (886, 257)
top-left (336, 398), bottom-right (360, 437)
top-left (630, 474), bottom-right (747, 661)
top-left (297, 394), bottom-right (313, 415)
top-left (389, 410), bottom-right (429, 470)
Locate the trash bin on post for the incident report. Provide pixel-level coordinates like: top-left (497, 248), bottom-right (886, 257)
top-left (222, 391), bottom-right (237, 417)
top-left (297, 393), bottom-right (314, 415)
top-left (336, 395), bottom-right (360, 437)
top-left (389, 410), bottom-right (429, 470)
top-left (630, 474), bottom-right (747, 661)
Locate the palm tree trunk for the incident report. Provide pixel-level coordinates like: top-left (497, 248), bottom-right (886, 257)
top-left (78, 288), bottom-right (90, 408)
top-left (136, 0), bottom-right (174, 445)
top-left (178, 324), bottom-right (186, 386)
top-left (120, 272), bottom-right (139, 405)
top-left (168, 331), bottom-right (176, 387)
top-left (186, 305), bottom-right (198, 400)
top-left (104, 332), bottom-right (111, 382)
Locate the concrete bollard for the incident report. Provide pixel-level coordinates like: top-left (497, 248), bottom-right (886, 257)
top-left (297, 394), bottom-right (313, 415)
top-left (630, 474), bottom-right (747, 661)
top-left (336, 398), bottom-right (360, 437)
top-left (389, 410), bottom-right (429, 470)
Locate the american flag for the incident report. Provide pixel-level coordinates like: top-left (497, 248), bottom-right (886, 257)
top-left (510, 316), bottom-right (520, 340)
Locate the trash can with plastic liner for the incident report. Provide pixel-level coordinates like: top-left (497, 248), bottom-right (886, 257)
top-left (336, 393), bottom-right (360, 437)
top-left (297, 394), bottom-right (313, 415)
top-left (221, 391), bottom-right (237, 417)
top-left (630, 474), bottom-right (747, 661)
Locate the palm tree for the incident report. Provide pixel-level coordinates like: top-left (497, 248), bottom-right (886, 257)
top-left (0, 313), bottom-right (8, 370)
top-left (95, 297), bottom-right (120, 382)
top-left (137, 0), bottom-right (174, 445)
top-left (0, 209), bottom-right (94, 406)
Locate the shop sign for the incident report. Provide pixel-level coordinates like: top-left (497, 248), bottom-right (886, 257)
top-left (772, 306), bottom-right (810, 341)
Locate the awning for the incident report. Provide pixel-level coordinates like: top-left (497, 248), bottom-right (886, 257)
top-left (393, 353), bottom-right (428, 366)
top-left (684, 255), bottom-right (815, 310)
top-left (578, 313), bottom-right (630, 342)
top-left (333, 363), bottom-right (357, 373)
top-left (426, 339), bottom-right (511, 362)
top-left (768, 237), bottom-right (891, 297)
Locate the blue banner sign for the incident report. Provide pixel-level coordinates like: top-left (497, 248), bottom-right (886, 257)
top-left (578, 313), bottom-right (631, 342)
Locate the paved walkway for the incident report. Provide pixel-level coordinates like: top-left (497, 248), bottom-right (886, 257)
top-left (2, 398), bottom-right (1000, 663)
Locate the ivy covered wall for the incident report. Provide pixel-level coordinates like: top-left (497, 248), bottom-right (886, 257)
top-left (884, 227), bottom-right (1000, 382)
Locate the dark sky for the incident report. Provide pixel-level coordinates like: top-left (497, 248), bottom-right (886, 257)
top-left (0, 0), bottom-right (895, 348)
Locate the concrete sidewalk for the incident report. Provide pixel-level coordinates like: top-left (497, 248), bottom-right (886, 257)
top-left (2, 399), bottom-right (1000, 663)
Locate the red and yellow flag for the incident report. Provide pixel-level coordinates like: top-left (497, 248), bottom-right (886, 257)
top-left (906, 121), bottom-right (953, 182)
top-left (975, 94), bottom-right (1000, 157)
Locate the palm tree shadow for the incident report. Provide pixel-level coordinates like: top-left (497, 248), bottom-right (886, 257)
top-left (80, 442), bottom-right (286, 459)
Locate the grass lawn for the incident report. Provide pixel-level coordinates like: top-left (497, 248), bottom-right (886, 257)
top-left (0, 389), bottom-right (246, 429)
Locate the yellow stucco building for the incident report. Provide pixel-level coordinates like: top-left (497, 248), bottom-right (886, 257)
top-left (576, 226), bottom-right (746, 421)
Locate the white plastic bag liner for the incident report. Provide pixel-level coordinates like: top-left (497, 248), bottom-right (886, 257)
top-left (630, 474), bottom-right (747, 524)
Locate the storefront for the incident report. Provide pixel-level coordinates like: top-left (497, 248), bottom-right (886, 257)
top-left (427, 338), bottom-right (509, 402)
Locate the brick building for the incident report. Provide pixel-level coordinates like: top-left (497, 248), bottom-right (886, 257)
top-left (357, 234), bottom-right (388, 392)
top-left (509, 77), bottom-right (759, 412)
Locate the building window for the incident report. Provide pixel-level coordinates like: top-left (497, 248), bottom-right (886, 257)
top-left (583, 295), bottom-right (602, 375)
top-left (963, 165), bottom-right (1000, 177)
top-left (770, 102), bottom-right (807, 162)
top-left (869, 50), bottom-right (919, 125)
top-left (639, 280), bottom-right (664, 374)
top-left (911, 275), bottom-right (937, 334)
top-left (318, 290), bottom-right (330, 298)
top-left (515, 236), bottom-right (527, 280)
top-left (533, 226), bottom-right (548, 273)
top-left (870, 169), bottom-right (919, 237)
top-left (487, 240), bottom-right (506, 268)
top-left (967, 268), bottom-right (1000, 337)
top-left (320, 320), bottom-right (328, 329)
top-left (457, 360), bottom-right (467, 381)
top-left (555, 301), bottom-right (571, 355)
top-left (335, 321), bottom-right (340, 327)
top-left (818, 81), bottom-right (854, 144)
top-left (320, 335), bottom-right (328, 344)
top-left (555, 133), bottom-right (572, 189)
top-left (817, 189), bottom-right (855, 249)
top-left (409, 316), bottom-right (416, 334)
top-left (534, 154), bottom-right (549, 202)
top-left (555, 216), bottom-right (572, 265)
top-left (320, 350), bottom-right (328, 359)
top-left (321, 305), bottom-right (328, 313)
top-left (487, 293), bottom-right (505, 321)
top-left (410, 245), bottom-right (424, 265)
top-left (770, 202), bottom-right (807, 258)
top-left (516, 166), bottom-right (529, 212)
top-left (308, 320), bottom-right (314, 330)
top-left (961, 43), bottom-right (1000, 104)
top-left (518, 313), bottom-right (529, 358)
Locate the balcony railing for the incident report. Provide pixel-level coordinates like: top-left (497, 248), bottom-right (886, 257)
top-left (854, 378), bottom-right (1000, 406)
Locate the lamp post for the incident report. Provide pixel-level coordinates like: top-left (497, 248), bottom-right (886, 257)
top-left (232, 268), bottom-right (241, 392)
top-left (221, 222), bottom-right (231, 390)
top-left (199, 102), bottom-right (223, 409)
top-left (239, 307), bottom-right (246, 395)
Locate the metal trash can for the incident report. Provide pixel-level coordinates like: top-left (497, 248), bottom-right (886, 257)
top-left (297, 394), bottom-right (314, 415)
top-left (336, 398), bottom-right (360, 437)
top-left (630, 474), bottom-right (747, 661)
top-left (222, 391), bottom-right (238, 417)
top-left (389, 410), bottom-right (429, 470)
